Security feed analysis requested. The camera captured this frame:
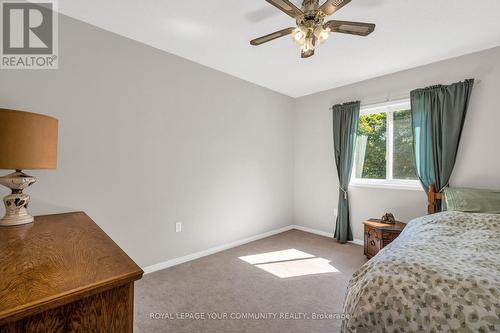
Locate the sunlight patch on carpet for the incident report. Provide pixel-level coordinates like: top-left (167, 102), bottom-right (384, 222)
top-left (239, 249), bottom-right (340, 278)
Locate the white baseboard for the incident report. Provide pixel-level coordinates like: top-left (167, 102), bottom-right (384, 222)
top-left (349, 238), bottom-right (364, 246)
top-left (143, 224), bottom-right (363, 275)
top-left (292, 225), bottom-right (333, 238)
top-left (291, 225), bottom-right (364, 246)
top-left (143, 225), bottom-right (293, 274)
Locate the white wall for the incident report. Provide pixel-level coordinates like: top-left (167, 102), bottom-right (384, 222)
top-left (293, 47), bottom-right (500, 241)
top-left (0, 15), bottom-right (295, 268)
top-left (2, 13), bottom-right (499, 267)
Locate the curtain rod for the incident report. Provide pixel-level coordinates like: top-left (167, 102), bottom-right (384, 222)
top-left (328, 79), bottom-right (481, 111)
top-left (329, 95), bottom-right (408, 110)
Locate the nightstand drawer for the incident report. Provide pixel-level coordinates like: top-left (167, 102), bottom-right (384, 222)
top-left (364, 226), bottom-right (381, 258)
top-left (382, 231), bottom-right (400, 243)
top-left (363, 219), bottom-right (405, 259)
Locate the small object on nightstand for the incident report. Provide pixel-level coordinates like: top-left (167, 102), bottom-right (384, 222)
top-left (364, 218), bottom-right (405, 259)
top-left (381, 212), bottom-right (396, 224)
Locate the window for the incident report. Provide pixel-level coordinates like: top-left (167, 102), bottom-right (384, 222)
top-left (351, 99), bottom-right (421, 190)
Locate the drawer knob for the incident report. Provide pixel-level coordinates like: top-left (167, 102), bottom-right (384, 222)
top-left (370, 240), bottom-right (375, 246)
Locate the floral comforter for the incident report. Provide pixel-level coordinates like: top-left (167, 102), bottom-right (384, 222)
top-left (342, 211), bottom-right (500, 333)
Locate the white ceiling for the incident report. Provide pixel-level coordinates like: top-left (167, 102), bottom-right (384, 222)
top-left (59, 0), bottom-right (500, 97)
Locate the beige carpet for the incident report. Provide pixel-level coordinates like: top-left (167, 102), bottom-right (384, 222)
top-left (134, 229), bottom-right (367, 333)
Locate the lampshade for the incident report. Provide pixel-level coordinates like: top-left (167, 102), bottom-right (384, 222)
top-left (0, 109), bottom-right (58, 170)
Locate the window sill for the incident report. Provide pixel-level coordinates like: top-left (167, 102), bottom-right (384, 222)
top-left (350, 180), bottom-right (423, 191)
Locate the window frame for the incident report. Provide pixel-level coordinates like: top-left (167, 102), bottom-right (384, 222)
top-left (350, 98), bottom-right (422, 191)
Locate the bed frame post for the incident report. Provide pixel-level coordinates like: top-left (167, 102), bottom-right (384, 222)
top-left (428, 184), bottom-right (443, 214)
top-left (428, 185), bottom-right (436, 214)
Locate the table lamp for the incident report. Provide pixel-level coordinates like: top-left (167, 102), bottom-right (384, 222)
top-left (0, 109), bottom-right (58, 226)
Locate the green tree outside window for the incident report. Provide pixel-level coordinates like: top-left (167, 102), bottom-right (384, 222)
top-left (355, 109), bottom-right (417, 180)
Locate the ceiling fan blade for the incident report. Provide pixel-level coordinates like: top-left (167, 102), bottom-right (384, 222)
top-left (265, 0), bottom-right (303, 19)
top-left (319, 0), bottom-right (352, 16)
top-left (250, 27), bottom-right (295, 46)
top-left (324, 20), bottom-right (375, 36)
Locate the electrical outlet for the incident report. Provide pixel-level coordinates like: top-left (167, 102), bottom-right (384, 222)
top-left (175, 222), bottom-right (182, 233)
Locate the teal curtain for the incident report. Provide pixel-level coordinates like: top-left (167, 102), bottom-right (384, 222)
top-left (411, 79), bottom-right (474, 210)
top-left (332, 101), bottom-right (360, 243)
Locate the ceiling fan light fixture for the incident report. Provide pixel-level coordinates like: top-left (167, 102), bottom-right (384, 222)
top-left (292, 28), bottom-right (306, 44)
top-left (301, 45), bottom-right (315, 58)
top-left (302, 35), bottom-right (315, 52)
top-left (314, 27), bottom-right (330, 43)
top-left (251, 0), bottom-right (375, 58)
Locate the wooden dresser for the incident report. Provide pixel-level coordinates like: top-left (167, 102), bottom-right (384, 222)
top-left (363, 219), bottom-right (406, 259)
top-left (0, 212), bottom-right (143, 333)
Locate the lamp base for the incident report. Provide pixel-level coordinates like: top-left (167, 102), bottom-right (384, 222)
top-left (0, 171), bottom-right (37, 226)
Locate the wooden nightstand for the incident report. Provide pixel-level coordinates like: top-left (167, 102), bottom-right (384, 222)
top-left (364, 219), bottom-right (406, 259)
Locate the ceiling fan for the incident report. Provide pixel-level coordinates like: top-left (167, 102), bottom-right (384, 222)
top-left (250, 0), bottom-right (375, 58)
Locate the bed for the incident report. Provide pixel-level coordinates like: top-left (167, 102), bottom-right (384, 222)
top-left (342, 186), bottom-right (500, 333)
